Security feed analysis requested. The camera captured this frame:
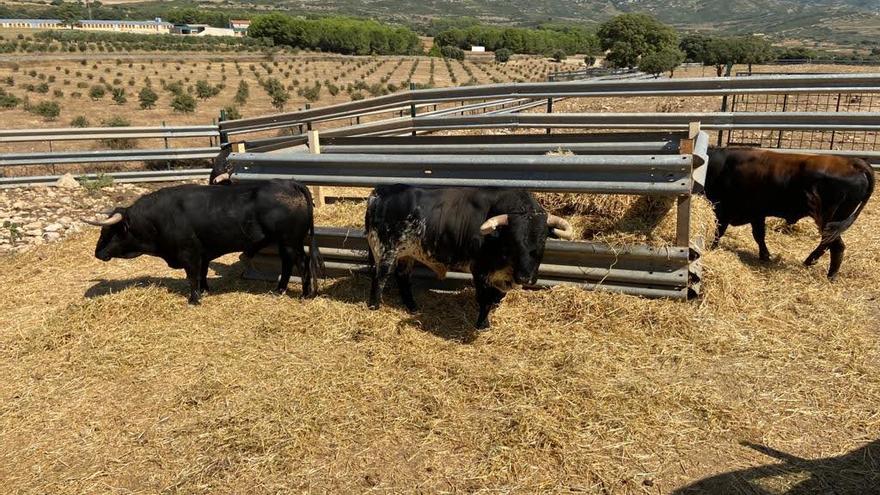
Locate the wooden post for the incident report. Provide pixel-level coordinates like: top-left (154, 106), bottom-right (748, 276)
top-left (675, 122), bottom-right (701, 247)
top-left (308, 130), bottom-right (324, 207)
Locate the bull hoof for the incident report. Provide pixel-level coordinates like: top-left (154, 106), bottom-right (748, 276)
top-left (474, 320), bottom-right (490, 331)
top-left (404, 303), bottom-right (420, 314)
top-left (188, 297), bottom-right (201, 306)
top-left (368, 302), bottom-right (380, 310)
top-left (759, 253), bottom-right (772, 262)
top-left (803, 257), bottom-right (818, 267)
top-left (274, 288), bottom-right (288, 296)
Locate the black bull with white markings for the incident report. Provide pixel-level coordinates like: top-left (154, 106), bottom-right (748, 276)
top-left (365, 185), bottom-right (574, 330)
top-left (84, 180), bottom-right (322, 304)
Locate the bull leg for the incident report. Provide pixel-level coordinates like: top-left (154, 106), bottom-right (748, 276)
top-left (184, 264), bottom-right (201, 305)
top-left (276, 244), bottom-right (294, 295)
top-left (199, 258), bottom-right (210, 294)
top-left (803, 241), bottom-right (829, 266)
top-left (711, 221), bottom-right (729, 249)
top-left (751, 218), bottom-right (771, 261)
top-left (368, 252), bottom-right (396, 310)
top-left (296, 246), bottom-right (315, 299)
top-left (474, 276), bottom-right (505, 331)
top-left (827, 237), bottom-right (846, 280)
top-left (395, 261), bottom-right (418, 313)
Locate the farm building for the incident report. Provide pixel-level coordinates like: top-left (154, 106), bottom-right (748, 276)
top-left (171, 23), bottom-right (237, 37)
top-left (0, 18), bottom-right (61, 29)
top-left (229, 19), bottom-right (250, 36)
top-left (78, 19), bottom-right (172, 35)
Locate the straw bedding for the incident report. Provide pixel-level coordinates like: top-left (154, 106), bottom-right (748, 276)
top-left (0, 190), bottom-right (878, 494)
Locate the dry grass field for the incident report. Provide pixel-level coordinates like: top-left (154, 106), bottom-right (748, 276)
top-left (0, 58), bottom-right (879, 493)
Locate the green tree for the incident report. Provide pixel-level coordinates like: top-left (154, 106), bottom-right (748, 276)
top-left (56, 2), bottom-right (83, 28)
top-left (195, 80), bottom-right (219, 100)
top-left (262, 77), bottom-right (289, 111)
top-left (638, 45), bottom-right (685, 77)
top-left (171, 92), bottom-right (196, 113)
top-left (234, 80), bottom-right (249, 105)
top-left (440, 45), bottom-right (465, 60)
top-left (679, 33), bottom-right (712, 63)
top-left (552, 49), bottom-right (567, 62)
top-left (88, 84), bottom-right (105, 100)
top-left (70, 115), bottom-right (89, 127)
top-left (111, 87), bottom-right (126, 105)
top-left (138, 86), bottom-right (158, 109)
top-left (29, 100), bottom-right (60, 121)
top-left (597, 13), bottom-right (678, 68)
top-left (738, 36), bottom-right (773, 72)
top-left (495, 48), bottom-right (512, 63)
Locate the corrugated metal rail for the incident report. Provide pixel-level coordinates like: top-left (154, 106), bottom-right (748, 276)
top-left (220, 74), bottom-right (880, 135)
top-left (230, 131), bottom-right (710, 299)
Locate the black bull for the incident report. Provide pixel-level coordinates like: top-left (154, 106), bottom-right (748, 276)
top-left (84, 180), bottom-right (321, 304)
top-left (705, 147), bottom-right (874, 279)
top-left (365, 185), bottom-right (574, 329)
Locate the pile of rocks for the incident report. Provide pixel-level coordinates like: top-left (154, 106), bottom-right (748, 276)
top-left (0, 174), bottom-right (159, 253)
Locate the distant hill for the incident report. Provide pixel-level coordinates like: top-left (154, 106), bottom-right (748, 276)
top-left (239, 0), bottom-right (879, 45)
top-left (3, 0), bottom-right (879, 46)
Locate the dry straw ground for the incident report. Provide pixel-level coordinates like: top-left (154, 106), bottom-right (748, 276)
top-left (0, 185), bottom-right (878, 493)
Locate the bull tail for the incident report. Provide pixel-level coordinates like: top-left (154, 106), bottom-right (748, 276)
top-left (303, 185), bottom-right (324, 297)
top-left (306, 221), bottom-right (324, 297)
top-left (820, 159), bottom-right (875, 244)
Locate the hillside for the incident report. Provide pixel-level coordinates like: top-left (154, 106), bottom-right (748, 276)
top-left (2, 0), bottom-right (879, 45)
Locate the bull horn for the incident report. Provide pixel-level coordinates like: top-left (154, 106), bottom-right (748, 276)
top-left (212, 172), bottom-right (231, 184)
top-left (82, 212), bottom-right (123, 227)
top-left (480, 214), bottom-right (509, 235)
top-left (547, 214), bottom-right (574, 240)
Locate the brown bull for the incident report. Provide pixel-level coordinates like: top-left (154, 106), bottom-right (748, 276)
top-left (705, 148), bottom-right (875, 279)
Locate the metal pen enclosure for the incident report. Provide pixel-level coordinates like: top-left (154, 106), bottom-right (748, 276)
top-left (227, 129), bottom-right (710, 300)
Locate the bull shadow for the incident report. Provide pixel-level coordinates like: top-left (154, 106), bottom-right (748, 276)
top-left (672, 439), bottom-right (880, 494)
top-left (318, 274), bottom-right (481, 343)
top-left (84, 259), bottom-right (293, 300)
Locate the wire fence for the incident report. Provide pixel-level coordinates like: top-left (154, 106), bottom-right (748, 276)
top-left (726, 72), bottom-right (880, 151)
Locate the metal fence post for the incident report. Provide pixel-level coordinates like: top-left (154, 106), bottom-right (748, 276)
top-left (546, 97), bottom-right (553, 135)
top-left (410, 82), bottom-right (417, 136)
top-left (308, 130), bottom-right (324, 207)
top-left (218, 109), bottom-right (229, 147)
top-left (305, 103), bottom-right (312, 131)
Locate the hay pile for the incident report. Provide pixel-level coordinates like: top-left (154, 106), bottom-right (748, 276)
top-left (0, 198), bottom-right (878, 493)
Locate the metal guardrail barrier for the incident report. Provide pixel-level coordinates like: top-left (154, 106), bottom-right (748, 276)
top-left (229, 152), bottom-right (695, 195)
top-left (230, 129), bottom-right (709, 299)
top-left (220, 74), bottom-right (880, 135)
top-left (246, 227), bottom-right (692, 299)
top-left (411, 112), bottom-right (880, 132)
top-left (0, 168), bottom-right (211, 188)
top-left (0, 147), bottom-right (220, 167)
top-left (0, 125), bottom-right (219, 143)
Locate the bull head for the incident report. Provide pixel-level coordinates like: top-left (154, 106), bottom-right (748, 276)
top-left (82, 208), bottom-right (146, 262)
top-left (480, 213), bottom-right (574, 240)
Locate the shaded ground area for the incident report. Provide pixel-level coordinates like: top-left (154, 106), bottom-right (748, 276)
top-left (0, 191), bottom-right (877, 493)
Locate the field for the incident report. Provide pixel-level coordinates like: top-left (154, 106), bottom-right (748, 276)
top-left (0, 56), bottom-right (879, 493)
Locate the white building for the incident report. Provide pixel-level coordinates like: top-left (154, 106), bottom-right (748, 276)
top-left (0, 19), bottom-right (62, 29)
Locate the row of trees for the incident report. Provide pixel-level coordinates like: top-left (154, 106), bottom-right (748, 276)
top-left (433, 24), bottom-right (600, 57)
top-left (248, 14), bottom-right (423, 56)
top-left (0, 1), bottom-right (251, 29)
